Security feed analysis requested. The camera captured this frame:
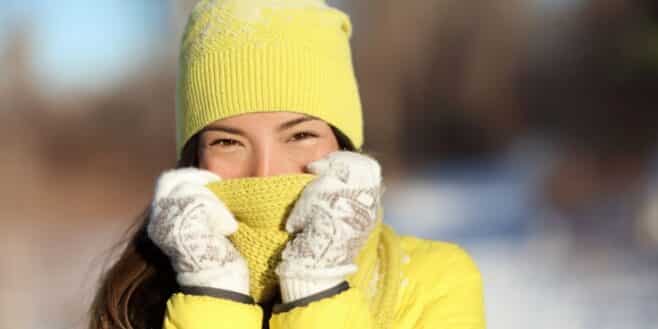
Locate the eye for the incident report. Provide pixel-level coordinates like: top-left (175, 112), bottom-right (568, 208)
top-left (210, 138), bottom-right (241, 147)
top-left (288, 131), bottom-right (318, 142)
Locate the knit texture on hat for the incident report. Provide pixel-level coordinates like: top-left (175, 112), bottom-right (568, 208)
top-left (176, 0), bottom-right (363, 157)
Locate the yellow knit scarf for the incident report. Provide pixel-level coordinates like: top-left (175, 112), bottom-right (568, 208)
top-left (207, 174), bottom-right (312, 302)
top-left (207, 174), bottom-right (400, 328)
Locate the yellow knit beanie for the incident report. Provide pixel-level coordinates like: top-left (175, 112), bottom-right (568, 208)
top-left (176, 0), bottom-right (363, 157)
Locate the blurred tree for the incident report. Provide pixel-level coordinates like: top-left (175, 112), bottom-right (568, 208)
top-left (519, 0), bottom-right (658, 251)
top-left (398, 0), bottom-right (532, 168)
top-left (522, 0), bottom-right (658, 157)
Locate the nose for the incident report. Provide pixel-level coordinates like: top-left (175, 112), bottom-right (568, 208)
top-left (250, 144), bottom-right (292, 177)
top-left (252, 147), bottom-right (271, 177)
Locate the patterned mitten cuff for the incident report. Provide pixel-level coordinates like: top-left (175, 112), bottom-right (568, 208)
top-left (276, 264), bottom-right (356, 303)
top-left (273, 281), bottom-right (350, 313)
top-left (147, 168), bottom-right (251, 298)
top-left (177, 260), bottom-right (250, 296)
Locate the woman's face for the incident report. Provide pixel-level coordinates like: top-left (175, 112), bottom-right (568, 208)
top-left (198, 112), bottom-right (340, 178)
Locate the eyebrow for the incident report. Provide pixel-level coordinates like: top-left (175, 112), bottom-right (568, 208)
top-left (202, 116), bottom-right (319, 135)
top-left (202, 125), bottom-right (246, 135)
top-left (277, 116), bottom-right (319, 132)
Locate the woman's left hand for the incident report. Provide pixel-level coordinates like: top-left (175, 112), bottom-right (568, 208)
top-left (275, 151), bottom-right (382, 303)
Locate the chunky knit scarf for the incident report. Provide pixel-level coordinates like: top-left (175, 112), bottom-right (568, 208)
top-left (206, 174), bottom-right (400, 328)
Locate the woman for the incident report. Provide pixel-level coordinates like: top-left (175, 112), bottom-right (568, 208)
top-left (89, 1), bottom-right (485, 329)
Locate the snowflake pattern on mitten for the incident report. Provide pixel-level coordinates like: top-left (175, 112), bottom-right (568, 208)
top-left (276, 152), bottom-right (383, 302)
top-left (147, 168), bottom-right (249, 295)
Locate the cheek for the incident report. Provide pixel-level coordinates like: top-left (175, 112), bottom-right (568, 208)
top-left (296, 137), bottom-right (340, 168)
top-left (314, 138), bottom-right (340, 158)
top-left (199, 153), bottom-right (245, 179)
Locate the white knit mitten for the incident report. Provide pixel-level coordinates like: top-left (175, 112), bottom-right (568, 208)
top-left (276, 151), bottom-right (382, 303)
top-left (147, 168), bottom-right (250, 295)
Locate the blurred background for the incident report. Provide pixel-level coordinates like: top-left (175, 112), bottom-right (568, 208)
top-left (1, 0), bottom-right (657, 328)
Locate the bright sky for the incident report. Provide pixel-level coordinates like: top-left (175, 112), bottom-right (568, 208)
top-left (0, 0), bottom-right (170, 92)
top-left (0, 0), bottom-right (361, 93)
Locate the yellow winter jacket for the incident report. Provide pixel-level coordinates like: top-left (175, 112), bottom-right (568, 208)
top-left (162, 223), bottom-right (485, 329)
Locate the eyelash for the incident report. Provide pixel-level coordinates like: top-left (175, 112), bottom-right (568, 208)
top-left (289, 131), bottom-right (318, 142)
top-left (209, 138), bottom-right (240, 147)
top-left (208, 131), bottom-right (318, 147)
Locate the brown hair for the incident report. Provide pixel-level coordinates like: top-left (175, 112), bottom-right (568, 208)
top-left (88, 136), bottom-right (197, 329)
top-left (89, 127), bottom-right (352, 329)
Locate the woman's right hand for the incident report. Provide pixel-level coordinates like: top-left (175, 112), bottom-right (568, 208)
top-left (147, 167), bottom-right (250, 296)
